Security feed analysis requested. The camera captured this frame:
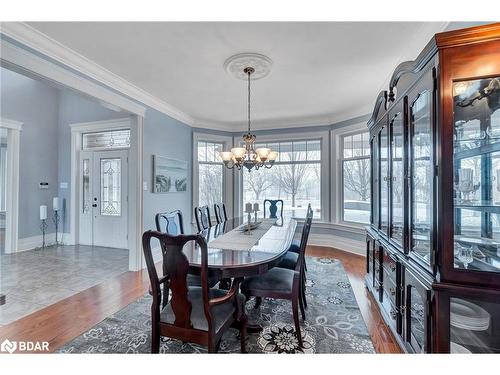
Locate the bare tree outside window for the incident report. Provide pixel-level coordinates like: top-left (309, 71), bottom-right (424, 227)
top-left (198, 141), bottom-right (224, 207)
top-left (243, 139), bottom-right (322, 219)
top-left (342, 131), bottom-right (371, 224)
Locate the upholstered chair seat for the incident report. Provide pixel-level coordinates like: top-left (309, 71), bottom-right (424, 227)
top-left (287, 239), bottom-right (301, 253)
top-left (160, 287), bottom-right (246, 332)
top-left (276, 251), bottom-right (299, 270)
top-left (241, 268), bottom-right (295, 294)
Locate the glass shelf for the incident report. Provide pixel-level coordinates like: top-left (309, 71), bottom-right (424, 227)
top-left (453, 76), bottom-right (500, 275)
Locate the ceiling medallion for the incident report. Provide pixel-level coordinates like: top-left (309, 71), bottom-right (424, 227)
top-left (219, 54), bottom-right (277, 172)
top-left (224, 53), bottom-right (273, 80)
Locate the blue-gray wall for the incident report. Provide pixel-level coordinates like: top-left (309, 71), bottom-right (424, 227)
top-left (142, 108), bottom-right (193, 232)
top-left (57, 91), bottom-right (125, 233)
top-left (0, 67), bottom-right (59, 238)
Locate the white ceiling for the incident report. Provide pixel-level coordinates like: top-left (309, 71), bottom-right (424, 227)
top-left (26, 22), bottom-right (449, 131)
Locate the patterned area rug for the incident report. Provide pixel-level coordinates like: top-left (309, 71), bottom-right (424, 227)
top-left (58, 257), bottom-right (375, 354)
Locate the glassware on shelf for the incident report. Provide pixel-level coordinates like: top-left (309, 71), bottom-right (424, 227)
top-left (454, 168), bottom-right (480, 202)
top-left (456, 244), bottom-right (474, 269)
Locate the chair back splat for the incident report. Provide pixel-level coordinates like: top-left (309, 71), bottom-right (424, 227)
top-left (142, 231), bottom-right (210, 329)
top-left (213, 203), bottom-right (228, 224)
top-left (296, 204), bottom-right (313, 273)
top-left (263, 199), bottom-right (284, 219)
top-left (155, 210), bottom-right (185, 235)
top-left (194, 205), bottom-right (212, 232)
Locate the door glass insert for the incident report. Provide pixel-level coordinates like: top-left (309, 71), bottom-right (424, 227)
top-left (100, 158), bottom-right (121, 216)
top-left (453, 77), bottom-right (500, 274)
top-left (391, 113), bottom-right (404, 245)
top-left (82, 158), bottom-right (90, 214)
top-left (411, 91), bottom-right (433, 264)
top-left (380, 127), bottom-right (389, 233)
top-left (450, 297), bottom-right (499, 353)
top-left (83, 129), bottom-right (130, 150)
top-left (409, 286), bottom-right (425, 351)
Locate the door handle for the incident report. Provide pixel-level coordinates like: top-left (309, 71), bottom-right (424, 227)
top-left (92, 204), bottom-right (97, 207)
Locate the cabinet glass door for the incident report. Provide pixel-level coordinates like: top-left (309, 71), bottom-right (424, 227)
top-left (410, 91), bottom-right (433, 265)
top-left (390, 112), bottom-right (404, 246)
top-left (380, 126), bottom-right (389, 234)
top-left (404, 269), bottom-right (431, 353)
top-left (449, 296), bottom-right (500, 353)
top-left (371, 135), bottom-right (379, 228)
top-left (453, 76), bottom-right (500, 275)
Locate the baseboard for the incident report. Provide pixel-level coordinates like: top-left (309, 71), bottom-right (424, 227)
top-left (308, 233), bottom-right (365, 256)
top-left (16, 232), bottom-right (71, 253)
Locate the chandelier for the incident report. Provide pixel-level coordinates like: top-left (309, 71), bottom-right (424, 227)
top-left (219, 65), bottom-right (277, 171)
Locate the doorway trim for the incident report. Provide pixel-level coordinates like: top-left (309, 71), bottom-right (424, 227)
top-left (70, 117), bottom-right (144, 271)
top-left (0, 118), bottom-right (23, 254)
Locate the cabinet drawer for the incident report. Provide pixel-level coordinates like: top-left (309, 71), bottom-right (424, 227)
top-left (382, 248), bottom-right (397, 275)
top-left (382, 291), bottom-right (399, 329)
top-left (375, 260), bottom-right (383, 285)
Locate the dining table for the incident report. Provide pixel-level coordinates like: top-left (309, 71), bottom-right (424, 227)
top-left (185, 216), bottom-right (297, 279)
top-left (183, 215), bottom-right (297, 332)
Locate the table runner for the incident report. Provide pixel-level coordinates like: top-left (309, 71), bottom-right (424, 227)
top-left (208, 218), bottom-right (277, 251)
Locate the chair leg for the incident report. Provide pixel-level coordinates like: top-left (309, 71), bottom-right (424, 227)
top-left (292, 296), bottom-right (303, 348)
top-left (254, 296), bottom-right (262, 309)
top-left (301, 270), bottom-right (308, 309)
top-left (151, 324), bottom-right (160, 353)
top-left (239, 313), bottom-right (248, 353)
top-left (299, 286), bottom-right (306, 321)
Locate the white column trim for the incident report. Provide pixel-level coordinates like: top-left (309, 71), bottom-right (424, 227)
top-left (0, 118), bottom-right (23, 253)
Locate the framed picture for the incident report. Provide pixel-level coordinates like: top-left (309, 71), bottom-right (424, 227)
top-left (153, 155), bottom-right (188, 193)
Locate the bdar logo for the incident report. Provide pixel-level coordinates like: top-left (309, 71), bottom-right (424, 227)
top-left (1, 339), bottom-right (17, 353)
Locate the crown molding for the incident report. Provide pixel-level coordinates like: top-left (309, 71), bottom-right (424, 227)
top-left (0, 22), bottom-right (195, 125)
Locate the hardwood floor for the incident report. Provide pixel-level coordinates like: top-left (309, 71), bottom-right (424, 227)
top-left (0, 246), bottom-right (401, 353)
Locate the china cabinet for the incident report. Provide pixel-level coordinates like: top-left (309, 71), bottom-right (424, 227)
top-left (366, 23), bottom-right (500, 353)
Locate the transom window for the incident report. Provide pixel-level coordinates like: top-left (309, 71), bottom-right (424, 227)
top-left (82, 129), bottom-right (130, 150)
top-left (243, 139), bottom-right (322, 219)
top-left (341, 131), bottom-right (371, 224)
top-left (197, 141), bottom-right (224, 207)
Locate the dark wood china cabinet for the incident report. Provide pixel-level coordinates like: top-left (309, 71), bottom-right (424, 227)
top-left (366, 23), bottom-right (500, 353)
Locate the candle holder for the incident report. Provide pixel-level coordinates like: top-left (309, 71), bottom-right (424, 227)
top-left (53, 210), bottom-right (60, 245)
top-left (246, 211), bottom-right (252, 234)
top-left (40, 219), bottom-right (48, 249)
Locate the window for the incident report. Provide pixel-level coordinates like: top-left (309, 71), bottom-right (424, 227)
top-left (341, 131), bottom-right (371, 224)
top-left (242, 139), bottom-right (322, 219)
top-left (197, 141), bottom-right (224, 207)
top-left (82, 129), bottom-right (130, 150)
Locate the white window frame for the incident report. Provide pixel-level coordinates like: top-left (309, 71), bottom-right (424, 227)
top-left (192, 132), bottom-right (234, 221)
top-left (236, 130), bottom-right (330, 222)
top-left (331, 122), bottom-right (371, 229)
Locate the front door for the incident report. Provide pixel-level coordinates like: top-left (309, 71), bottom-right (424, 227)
top-left (79, 150), bottom-right (128, 249)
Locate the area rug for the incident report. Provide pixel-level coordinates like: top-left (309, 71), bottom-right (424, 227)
top-left (58, 257), bottom-right (375, 354)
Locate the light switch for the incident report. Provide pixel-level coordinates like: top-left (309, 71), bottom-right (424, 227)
top-left (60, 182), bottom-right (69, 189)
top-left (143, 181), bottom-right (148, 191)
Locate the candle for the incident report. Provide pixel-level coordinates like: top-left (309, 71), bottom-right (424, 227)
top-left (53, 197), bottom-right (60, 211)
top-left (40, 205), bottom-right (47, 220)
top-left (245, 203), bottom-right (253, 213)
top-left (253, 203), bottom-right (259, 212)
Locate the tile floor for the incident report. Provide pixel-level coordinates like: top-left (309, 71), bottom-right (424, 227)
top-left (0, 244), bottom-right (129, 326)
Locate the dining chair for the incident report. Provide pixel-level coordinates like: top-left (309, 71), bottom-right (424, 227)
top-left (276, 204), bottom-right (313, 308)
top-left (155, 210), bottom-right (218, 288)
top-left (240, 210), bottom-right (312, 348)
top-left (194, 205), bottom-right (212, 232)
top-left (142, 230), bottom-right (248, 353)
top-left (213, 203), bottom-right (228, 224)
top-left (155, 210), bottom-right (184, 235)
top-left (263, 199), bottom-right (284, 219)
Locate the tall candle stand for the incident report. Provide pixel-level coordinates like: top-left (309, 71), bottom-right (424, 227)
top-left (53, 210), bottom-right (60, 245)
top-left (40, 219), bottom-right (48, 249)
